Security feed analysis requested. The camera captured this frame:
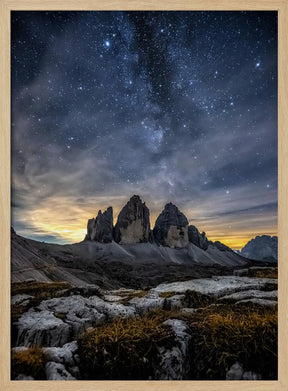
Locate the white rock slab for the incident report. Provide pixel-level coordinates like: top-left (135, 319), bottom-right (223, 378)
top-left (152, 276), bottom-right (277, 298)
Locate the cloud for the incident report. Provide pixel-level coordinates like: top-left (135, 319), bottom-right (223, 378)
top-left (11, 11), bottom-right (277, 249)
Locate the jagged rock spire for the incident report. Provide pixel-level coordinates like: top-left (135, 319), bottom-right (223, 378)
top-left (86, 206), bottom-right (113, 243)
top-left (153, 203), bottom-right (189, 248)
top-left (114, 195), bottom-right (150, 244)
top-left (188, 225), bottom-right (208, 250)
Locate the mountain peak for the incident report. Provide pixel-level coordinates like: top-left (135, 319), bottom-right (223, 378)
top-left (114, 195), bottom-right (150, 244)
top-left (153, 203), bottom-right (189, 248)
top-left (240, 235), bottom-right (278, 262)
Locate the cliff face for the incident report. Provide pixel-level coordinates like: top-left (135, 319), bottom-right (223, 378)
top-left (153, 203), bottom-right (189, 248)
top-left (84, 195), bottom-right (241, 256)
top-left (114, 195), bottom-right (150, 244)
top-left (188, 225), bottom-right (208, 250)
top-left (86, 207), bottom-right (113, 243)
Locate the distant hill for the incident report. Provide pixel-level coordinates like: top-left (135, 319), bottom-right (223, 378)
top-left (240, 235), bottom-right (277, 263)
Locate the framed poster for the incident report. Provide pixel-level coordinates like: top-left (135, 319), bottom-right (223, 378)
top-left (1, 1), bottom-right (288, 390)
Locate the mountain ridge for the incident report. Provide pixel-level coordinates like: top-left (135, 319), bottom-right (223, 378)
top-left (240, 235), bottom-right (278, 263)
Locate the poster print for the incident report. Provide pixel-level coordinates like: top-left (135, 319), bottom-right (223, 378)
top-left (11, 11), bottom-right (277, 381)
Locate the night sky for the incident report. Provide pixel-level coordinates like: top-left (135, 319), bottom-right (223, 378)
top-left (11, 11), bottom-right (278, 249)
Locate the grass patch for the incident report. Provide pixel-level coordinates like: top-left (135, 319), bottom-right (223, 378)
top-left (183, 290), bottom-right (216, 308)
top-left (122, 289), bottom-right (148, 302)
top-left (132, 290), bottom-right (148, 298)
top-left (77, 310), bottom-right (174, 380)
top-left (187, 304), bottom-right (277, 379)
top-left (160, 290), bottom-right (215, 308)
top-left (249, 269), bottom-right (278, 279)
top-left (11, 347), bottom-right (48, 380)
top-left (159, 291), bottom-right (177, 299)
top-left (11, 281), bottom-right (71, 297)
top-left (260, 283), bottom-right (278, 292)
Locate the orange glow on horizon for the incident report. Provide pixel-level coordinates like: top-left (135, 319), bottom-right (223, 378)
top-left (21, 210), bottom-right (276, 251)
top-left (13, 195), bottom-right (277, 251)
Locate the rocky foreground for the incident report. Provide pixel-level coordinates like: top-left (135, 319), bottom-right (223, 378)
top-left (11, 266), bottom-right (277, 381)
top-left (11, 195), bottom-right (278, 380)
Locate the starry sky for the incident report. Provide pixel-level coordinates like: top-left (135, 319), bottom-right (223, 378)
top-left (11, 11), bottom-right (277, 249)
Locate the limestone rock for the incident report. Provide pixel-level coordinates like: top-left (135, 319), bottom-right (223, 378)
top-left (114, 195), bottom-right (150, 244)
top-left (226, 361), bottom-right (244, 380)
top-left (226, 362), bottom-right (262, 380)
top-left (236, 298), bottom-right (277, 307)
top-left (86, 207), bottom-right (113, 243)
top-left (45, 362), bottom-right (76, 380)
top-left (44, 341), bottom-right (78, 367)
top-left (153, 203), bottom-right (189, 248)
top-left (16, 294), bottom-right (136, 348)
top-left (17, 310), bottom-right (71, 347)
top-left (129, 292), bottom-right (165, 314)
top-left (219, 289), bottom-right (277, 303)
top-left (11, 294), bottom-right (34, 306)
top-left (164, 294), bottom-right (186, 311)
top-left (188, 225), bottom-right (208, 250)
top-left (154, 319), bottom-right (191, 380)
top-left (152, 276), bottom-right (277, 298)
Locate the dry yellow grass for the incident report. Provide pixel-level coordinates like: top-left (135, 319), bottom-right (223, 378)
top-left (11, 347), bottom-right (48, 380)
top-left (77, 304), bottom-right (277, 379)
top-left (11, 281), bottom-right (71, 296)
top-left (250, 269), bottom-right (278, 279)
top-left (187, 304), bottom-right (277, 379)
top-left (77, 310), bottom-right (174, 379)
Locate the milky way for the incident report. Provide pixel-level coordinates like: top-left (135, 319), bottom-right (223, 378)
top-left (11, 11), bottom-right (277, 249)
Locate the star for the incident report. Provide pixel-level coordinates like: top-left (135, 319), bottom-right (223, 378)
top-left (11, 11), bottom-right (278, 249)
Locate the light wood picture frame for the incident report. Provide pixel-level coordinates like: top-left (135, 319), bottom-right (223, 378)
top-left (1, 0), bottom-right (287, 390)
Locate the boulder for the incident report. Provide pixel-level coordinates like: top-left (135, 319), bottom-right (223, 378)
top-left (226, 361), bottom-right (244, 380)
top-left (153, 203), bottom-right (189, 248)
top-left (219, 289), bottom-right (277, 303)
top-left (226, 362), bottom-right (262, 380)
top-left (152, 276), bottom-right (278, 298)
top-left (45, 362), bottom-right (76, 380)
top-left (129, 291), bottom-right (165, 314)
top-left (17, 310), bottom-right (71, 347)
top-left (16, 294), bottom-right (136, 348)
top-left (154, 319), bottom-right (191, 380)
top-left (164, 294), bottom-right (186, 311)
top-left (236, 298), bottom-right (277, 307)
top-left (44, 341), bottom-right (79, 367)
top-left (114, 195), bottom-right (150, 244)
top-left (86, 207), bottom-right (113, 243)
top-left (188, 225), bottom-right (208, 250)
